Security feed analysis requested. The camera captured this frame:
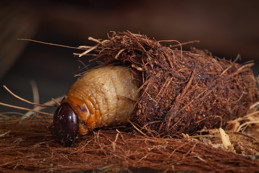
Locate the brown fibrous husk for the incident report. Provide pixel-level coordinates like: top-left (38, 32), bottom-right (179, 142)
top-left (81, 31), bottom-right (258, 136)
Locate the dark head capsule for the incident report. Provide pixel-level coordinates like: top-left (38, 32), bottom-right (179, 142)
top-left (53, 103), bottom-right (79, 147)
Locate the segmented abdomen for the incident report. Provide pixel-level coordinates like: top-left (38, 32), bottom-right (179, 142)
top-left (62, 66), bottom-right (139, 135)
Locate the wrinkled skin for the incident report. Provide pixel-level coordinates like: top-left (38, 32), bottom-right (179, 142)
top-left (53, 66), bottom-right (139, 147)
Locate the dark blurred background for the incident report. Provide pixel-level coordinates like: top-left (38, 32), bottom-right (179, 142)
top-left (1, 0), bottom-right (259, 113)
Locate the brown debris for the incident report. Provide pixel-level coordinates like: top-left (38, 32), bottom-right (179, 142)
top-left (194, 103), bottom-right (259, 157)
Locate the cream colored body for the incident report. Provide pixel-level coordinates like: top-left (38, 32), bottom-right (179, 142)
top-left (63, 66), bottom-right (139, 134)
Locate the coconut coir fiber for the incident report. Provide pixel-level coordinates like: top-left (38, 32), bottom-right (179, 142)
top-left (0, 115), bottom-right (258, 172)
top-left (79, 31), bottom-right (258, 136)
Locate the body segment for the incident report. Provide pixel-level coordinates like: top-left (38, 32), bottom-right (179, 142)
top-left (54, 66), bottom-right (139, 146)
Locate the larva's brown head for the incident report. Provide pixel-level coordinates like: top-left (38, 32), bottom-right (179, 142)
top-left (53, 103), bottom-right (79, 147)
